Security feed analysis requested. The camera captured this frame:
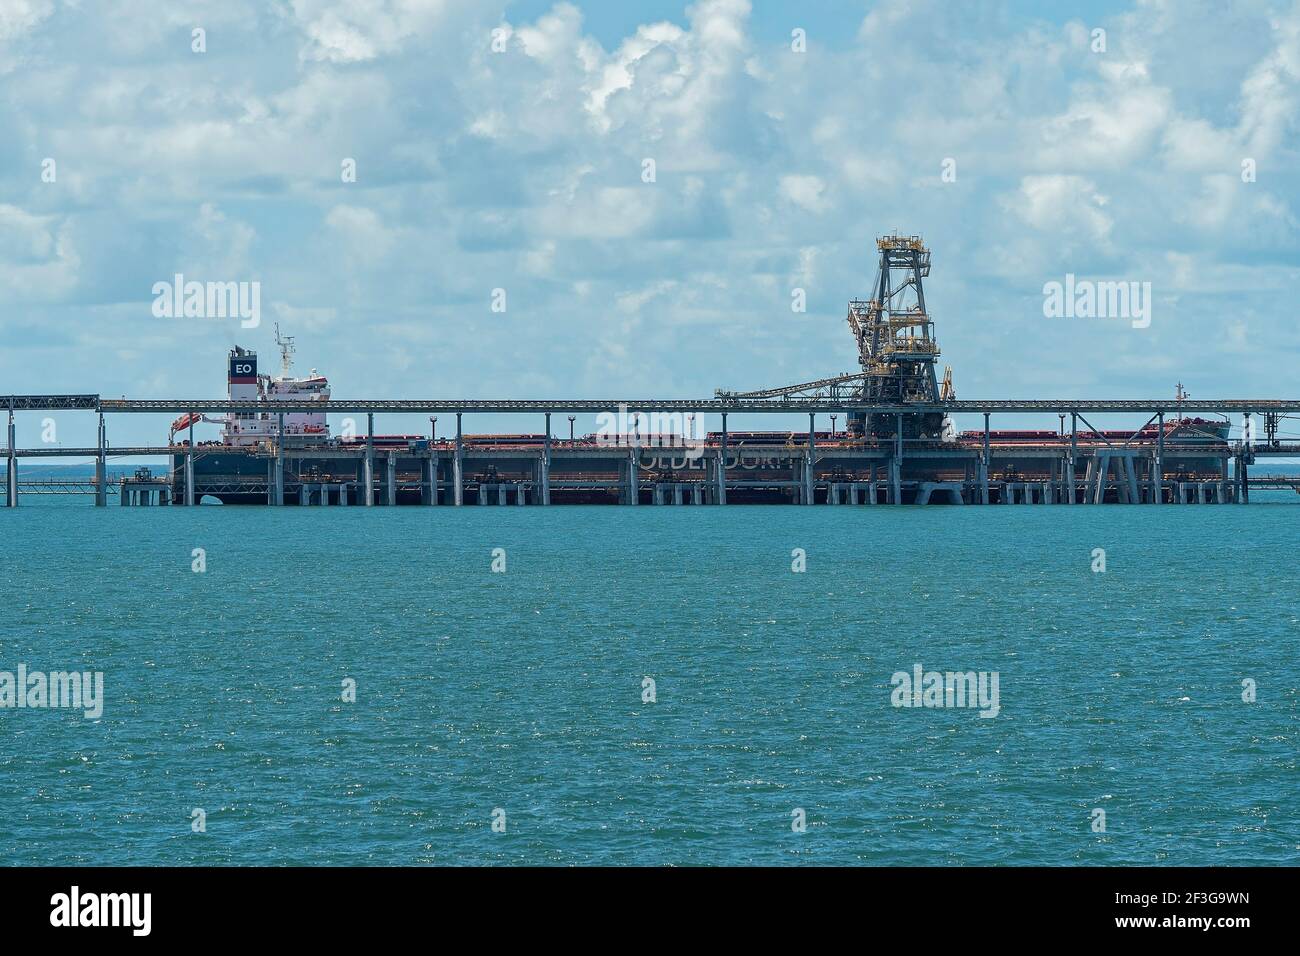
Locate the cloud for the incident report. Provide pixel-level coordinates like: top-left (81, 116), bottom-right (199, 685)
top-left (290, 0), bottom-right (458, 63)
top-left (1004, 175), bottom-right (1112, 243)
top-left (779, 174), bottom-right (828, 213)
top-left (0, 0), bottom-right (52, 41)
top-left (0, 203), bottom-right (79, 300)
top-left (1, 0), bottom-right (1299, 435)
top-left (0, 0), bottom-right (52, 72)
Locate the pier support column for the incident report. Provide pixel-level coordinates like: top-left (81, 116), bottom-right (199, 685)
top-left (626, 450), bottom-right (639, 505)
top-left (453, 413), bottom-right (464, 506)
top-left (891, 412), bottom-right (903, 505)
top-left (1067, 413), bottom-right (1078, 505)
top-left (364, 413), bottom-right (375, 506)
top-left (273, 412), bottom-right (285, 506)
top-left (386, 452), bottom-right (397, 505)
top-left (542, 413), bottom-right (551, 506)
top-left (1154, 412), bottom-right (1164, 505)
top-left (717, 412), bottom-right (728, 504)
top-left (95, 413), bottom-right (107, 507)
top-left (1092, 454), bottom-right (1109, 504)
top-left (981, 413), bottom-right (991, 505)
top-left (426, 453), bottom-right (438, 506)
top-left (184, 415), bottom-right (195, 506)
top-left (1240, 411), bottom-right (1252, 504)
top-left (5, 406), bottom-right (16, 508)
top-left (1126, 456), bottom-right (1140, 504)
top-left (805, 413), bottom-right (816, 505)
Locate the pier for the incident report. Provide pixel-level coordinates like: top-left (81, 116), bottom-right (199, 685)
top-left (3, 237), bottom-right (1295, 509)
top-left (2, 393), bottom-right (1295, 507)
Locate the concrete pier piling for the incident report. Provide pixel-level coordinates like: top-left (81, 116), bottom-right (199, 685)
top-left (364, 413), bottom-right (375, 507)
top-left (453, 412), bottom-right (464, 506)
top-left (95, 413), bottom-right (107, 507)
top-left (805, 413), bottom-right (816, 505)
top-left (542, 413), bottom-right (551, 505)
top-left (717, 413), bottom-right (728, 505)
top-left (6, 406), bottom-right (17, 508)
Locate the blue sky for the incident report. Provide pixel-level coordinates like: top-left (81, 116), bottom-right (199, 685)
top-left (1, 0), bottom-right (1298, 447)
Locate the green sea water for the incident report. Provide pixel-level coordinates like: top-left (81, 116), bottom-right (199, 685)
top-left (1, 496), bottom-right (1296, 865)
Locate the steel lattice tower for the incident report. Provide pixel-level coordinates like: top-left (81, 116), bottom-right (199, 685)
top-left (845, 235), bottom-right (945, 440)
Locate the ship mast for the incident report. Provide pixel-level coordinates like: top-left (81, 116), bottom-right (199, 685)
top-left (275, 323), bottom-right (295, 379)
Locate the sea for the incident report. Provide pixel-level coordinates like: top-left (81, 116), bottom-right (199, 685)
top-left (1, 495), bottom-right (1296, 865)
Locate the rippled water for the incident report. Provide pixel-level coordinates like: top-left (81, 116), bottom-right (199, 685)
top-left (1, 495), bottom-right (1296, 865)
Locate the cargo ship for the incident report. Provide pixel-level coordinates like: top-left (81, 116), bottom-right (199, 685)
top-left (168, 329), bottom-right (1230, 505)
top-left (167, 237), bottom-right (1233, 505)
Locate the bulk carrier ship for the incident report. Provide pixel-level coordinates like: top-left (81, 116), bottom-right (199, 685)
top-left (167, 238), bottom-right (1232, 505)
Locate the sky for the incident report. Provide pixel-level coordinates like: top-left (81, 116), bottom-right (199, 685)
top-left (1, 0), bottom-right (1298, 448)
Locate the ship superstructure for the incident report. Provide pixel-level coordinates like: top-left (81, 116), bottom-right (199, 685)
top-left (221, 326), bottom-right (330, 447)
